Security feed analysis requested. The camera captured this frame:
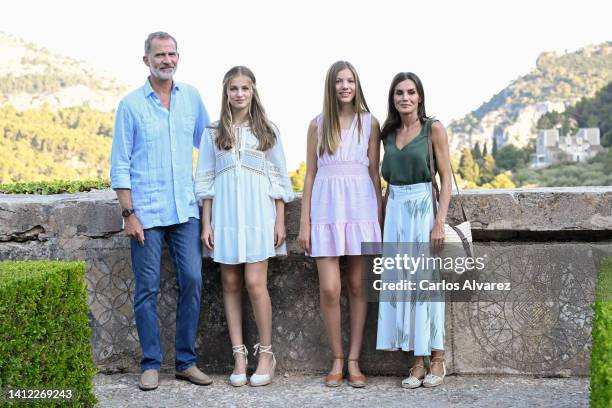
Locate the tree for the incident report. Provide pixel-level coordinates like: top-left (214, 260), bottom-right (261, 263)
top-left (480, 154), bottom-right (496, 184)
top-left (492, 137), bottom-right (498, 159)
top-left (489, 172), bottom-right (516, 189)
top-left (289, 161), bottom-right (306, 192)
top-left (482, 142), bottom-right (488, 158)
top-left (471, 142), bottom-right (482, 162)
top-left (537, 110), bottom-right (573, 133)
top-left (0, 104), bottom-right (114, 183)
top-left (603, 130), bottom-right (612, 149)
top-left (496, 144), bottom-right (529, 171)
top-left (459, 147), bottom-right (479, 184)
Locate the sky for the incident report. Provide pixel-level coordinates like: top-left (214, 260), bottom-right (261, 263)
top-left (2, 0), bottom-right (611, 170)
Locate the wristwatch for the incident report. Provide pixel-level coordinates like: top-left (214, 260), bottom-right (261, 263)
top-left (121, 208), bottom-right (136, 218)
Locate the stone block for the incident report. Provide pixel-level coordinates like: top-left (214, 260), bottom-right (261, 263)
top-left (451, 243), bottom-right (597, 375)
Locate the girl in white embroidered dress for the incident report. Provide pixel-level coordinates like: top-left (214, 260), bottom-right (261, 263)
top-left (195, 66), bottom-right (294, 386)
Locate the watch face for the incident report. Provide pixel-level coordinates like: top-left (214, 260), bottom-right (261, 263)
top-left (122, 209), bottom-right (134, 217)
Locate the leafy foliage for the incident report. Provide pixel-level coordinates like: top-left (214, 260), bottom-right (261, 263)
top-left (536, 110), bottom-right (575, 135)
top-left (0, 104), bottom-right (114, 183)
top-left (590, 257), bottom-right (612, 407)
top-left (513, 150), bottom-right (612, 187)
top-left (495, 144), bottom-right (532, 171)
top-left (0, 179), bottom-right (110, 194)
top-left (480, 154), bottom-right (496, 184)
top-left (0, 72), bottom-right (91, 95)
top-left (471, 142), bottom-right (482, 161)
top-left (289, 161), bottom-right (306, 192)
top-left (537, 82), bottom-right (612, 147)
top-left (0, 261), bottom-right (98, 407)
top-left (487, 172), bottom-right (516, 189)
top-left (458, 147), bottom-right (479, 183)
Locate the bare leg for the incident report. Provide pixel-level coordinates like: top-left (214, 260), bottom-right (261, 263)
top-left (221, 264), bottom-right (246, 375)
top-left (412, 356), bottom-right (426, 379)
top-left (346, 255), bottom-right (367, 377)
top-left (316, 257), bottom-right (344, 375)
top-left (430, 349), bottom-right (445, 376)
top-left (244, 260), bottom-right (273, 375)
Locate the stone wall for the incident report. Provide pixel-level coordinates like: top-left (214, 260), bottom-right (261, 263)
top-left (1, 187), bottom-right (611, 376)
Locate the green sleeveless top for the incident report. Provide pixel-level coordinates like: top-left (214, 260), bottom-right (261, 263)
top-left (381, 120), bottom-right (433, 186)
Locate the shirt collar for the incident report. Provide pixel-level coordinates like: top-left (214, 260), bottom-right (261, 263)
top-left (143, 77), bottom-right (180, 97)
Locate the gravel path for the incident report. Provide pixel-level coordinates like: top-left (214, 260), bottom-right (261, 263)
top-left (94, 373), bottom-right (589, 408)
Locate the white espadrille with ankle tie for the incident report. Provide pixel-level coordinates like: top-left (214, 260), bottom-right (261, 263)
top-left (401, 364), bottom-right (426, 389)
top-left (229, 344), bottom-right (248, 387)
top-left (422, 358), bottom-right (446, 388)
top-left (249, 343), bottom-right (276, 387)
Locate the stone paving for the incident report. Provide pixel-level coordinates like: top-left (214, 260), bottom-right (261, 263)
top-left (94, 373), bottom-right (589, 408)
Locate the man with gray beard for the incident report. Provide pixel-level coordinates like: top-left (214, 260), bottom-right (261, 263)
top-left (110, 31), bottom-right (211, 391)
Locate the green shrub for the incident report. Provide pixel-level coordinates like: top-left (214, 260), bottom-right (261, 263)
top-left (0, 179), bottom-right (109, 195)
top-left (590, 257), bottom-right (612, 407)
top-left (0, 261), bottom-right (97, 407)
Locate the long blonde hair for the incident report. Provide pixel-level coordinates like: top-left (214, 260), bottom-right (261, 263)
top-left (319, 61), bottom-right (370, 156)
top-left (214, 66), bottom-right (276, 151)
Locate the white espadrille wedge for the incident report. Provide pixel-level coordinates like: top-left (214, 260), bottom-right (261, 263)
top-left (229, 344), bottom-right (249, 387)
top-left (249, 343), bottom-right (276, 387)
top-left (401, 364), bottom-right (426, 389)
top-left (422, 358), bottom-right (446, 388)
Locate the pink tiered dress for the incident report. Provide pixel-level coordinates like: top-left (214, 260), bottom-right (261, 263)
top-left (309, 112), bottom-right (381, 257)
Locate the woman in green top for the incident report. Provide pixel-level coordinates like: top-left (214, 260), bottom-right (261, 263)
top-left (376, 72), bottom-right (453, 389)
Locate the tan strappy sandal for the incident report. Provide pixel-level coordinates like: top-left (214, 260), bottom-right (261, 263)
top-left (325, 356), bottom-right (345, 387)
top-left (347, 358), bottom-right (367, 388)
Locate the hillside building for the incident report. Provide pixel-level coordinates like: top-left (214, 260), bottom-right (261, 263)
top-left (531, 128), bottom-right (604, 168)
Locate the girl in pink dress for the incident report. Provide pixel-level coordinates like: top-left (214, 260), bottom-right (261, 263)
top-left (298, 61), bottom-right (382, 387)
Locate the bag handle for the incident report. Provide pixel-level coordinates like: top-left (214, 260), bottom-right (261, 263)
top-left (426, 120), bottom-right (468, 222)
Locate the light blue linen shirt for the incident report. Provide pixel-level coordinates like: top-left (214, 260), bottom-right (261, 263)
top-left (110, 78), bottom-right (210, 229)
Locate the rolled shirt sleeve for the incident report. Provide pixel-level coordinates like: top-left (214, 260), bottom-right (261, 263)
top-left (195, 127), bottom-right (216, 202)
top-left (110, 100), bottom-right (133, 190)
top-left (193, 89), bottom-right (210, 149)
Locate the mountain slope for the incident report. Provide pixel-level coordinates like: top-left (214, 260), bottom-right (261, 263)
top-left (0, 32), bottom-right (125, 183)
top-left (0, 32), bottom-right (127, 111)
top-left (449, 41), bottom-right (612, 152)
top-left (537, 82), bottom-right (612, 147)
top-left (0, 104), bottom-right (114, 183)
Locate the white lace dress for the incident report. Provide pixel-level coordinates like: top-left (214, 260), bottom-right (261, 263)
top-left (195, 122), bottom-right (295, 264)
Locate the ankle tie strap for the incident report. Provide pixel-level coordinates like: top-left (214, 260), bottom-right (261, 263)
top-left (253, 343), bottom-right (273, 356)
top-left (232, 344), bottom-right (248, 364)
